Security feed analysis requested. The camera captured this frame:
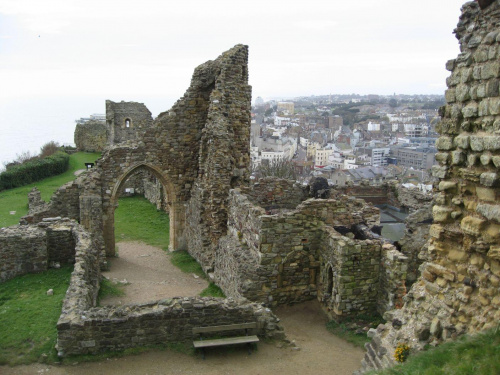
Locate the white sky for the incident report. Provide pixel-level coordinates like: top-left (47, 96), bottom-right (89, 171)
top-left (0, 0), bottom-right (468, 102)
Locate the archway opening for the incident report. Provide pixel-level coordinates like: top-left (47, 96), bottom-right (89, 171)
top-left (103, 163), bottom-right (184, 258)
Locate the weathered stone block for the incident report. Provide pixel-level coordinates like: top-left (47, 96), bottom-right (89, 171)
top-left (433, 206), bottom-right (453, 222)
top-left (476, 187), bottom-right (496, 201)
top-left (454, 134), bottom-right (470, 149)
top-left (438, 181), bottom-right (457, 191)
top-left (462, 102), bottom-right (478, 118)
top-left (488, 97), bottom-right (500, 115)
top-left (445, 89), bottom-right (456, 103)
top-left (481, 61), bottom-right (500, 80)
top-left (477, 203), bottom-right (500, 222)
top-left (436, 136), bottom-right (454, 151)
top-left (488, 246), bottom-right (500, 261)
top-left (470, 136), bottom-right (485, 151)
top-left (480, 172), bottom-right (499, 187)
top-left (451, 151), bottom-right (465, 165)
top-left (432, 166), bottom-right (448, 179)
top-left (461, 216), bottom-right (487, 236)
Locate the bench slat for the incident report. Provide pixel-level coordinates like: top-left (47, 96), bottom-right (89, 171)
top-left (193, 335), bottom-right (259, 349)
top-left (193, 322), bottom-right (257, 334)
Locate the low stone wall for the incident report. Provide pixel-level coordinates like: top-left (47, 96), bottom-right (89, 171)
top-left (57, 297), bottom-right (283, 356)
top-left (0, 218), bottom-right (84, 283)
top-left (241, 177), bottom-right (307, 211)
top-left (21, 181), bottom-right (81, 224)
top-left (0, 225), bottom-right (47, 282)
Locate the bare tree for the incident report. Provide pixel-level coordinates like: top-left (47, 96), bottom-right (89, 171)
top-left (254, 158), bottom-right (297, 180)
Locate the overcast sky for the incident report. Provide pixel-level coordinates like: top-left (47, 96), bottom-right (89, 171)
top-left (0, 0), bottom-right (468, 103)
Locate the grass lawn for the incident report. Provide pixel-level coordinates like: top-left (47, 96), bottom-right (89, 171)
top-left (114, 195), bottom-right (170, 249)
top-left (114, 195), bottom-right (225, 297)
top-left (0, 266), bottom-right (73, 365)
top-left (0, 151), bottom-right (101, 228)
top-left (369, 328), bottom-right (500, 375)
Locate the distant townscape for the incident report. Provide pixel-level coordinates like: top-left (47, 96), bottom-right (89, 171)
top-left (250, 94), bottom-right (443, 187)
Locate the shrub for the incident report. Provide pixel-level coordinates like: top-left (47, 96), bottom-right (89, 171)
top-left (0, 151), bottom-right (69, 191)
top-left (394, 343), bottom-right (411, 363)
top-left (39, 141), bottom-right (60, 158)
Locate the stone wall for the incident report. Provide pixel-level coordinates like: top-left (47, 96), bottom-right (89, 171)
top-left (0, 225), bottom-right (47, 282)
top-left (337, 183), bottom-right (433, 211)
top-left (395, 184), bottom-right (433, 211)
top-left (319, 227), bottom-right (382, 317)
top-left (57, 297), bottom-right (283, 356)
top-left (74, 120), bottom-right (108, 152)
top-left (241, 177), bottom-right (307, 211)
top-left (397, 204), bottom-right (433, 283)
top-left (0, 219), bottom-right (82, 283)
top-left (21, 181), bottom-right (82, 225)
top-left (357, 2), bottom-right (500, 372)
top-left (106, 101), bottom-right (153, 146)
top-left (213, 183), bottom-right (405, 319)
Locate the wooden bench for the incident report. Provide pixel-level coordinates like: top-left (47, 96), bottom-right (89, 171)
top-left (192, 322), bottom-right (260, 359)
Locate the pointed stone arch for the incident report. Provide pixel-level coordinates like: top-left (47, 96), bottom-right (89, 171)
top-left (103, 162), bottom-right (185, 256)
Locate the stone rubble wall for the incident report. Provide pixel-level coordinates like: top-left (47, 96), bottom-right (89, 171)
top-left (57, 295), bottom-right (283, 356)
top-left (395, 185), bottom-right (433, 211)
top-left (213, 184), bottom-right (401, 318)
top-left (240, 177), bottom-right (307, 210)
top-left (185, 45), bottom-right (252, 268)
top-left (377, 245), bottom-right (408, 315)
top-left (0, 225), bottom-right (47, 282)
top-left (357, 2), bottom-right (500, 373)
top-left (21, 180), bottom-right (82, 225)
top-left (319, 227), bottom-right (382, 318)
top-left (397, 203), bottom-right (433, 283)
top-left (74, 120), bottom-right (108, 152)
top-left (0, 218), bottom-right (82, 283)
top-left (106, 101), bottom-right (153, 146)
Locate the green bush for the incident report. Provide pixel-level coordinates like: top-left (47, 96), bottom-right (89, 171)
top-left (0, 151), bottom-right (69, 191)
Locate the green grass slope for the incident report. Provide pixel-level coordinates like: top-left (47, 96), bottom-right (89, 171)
top-left (0, 266), bottom-right (73, 365)
top-left (369, 328), bottom-right (500, 375)
top-left (0, 152), bottom-right (101, 228)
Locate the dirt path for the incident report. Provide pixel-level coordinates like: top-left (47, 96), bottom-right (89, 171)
top-left (0, 242), bottom-right (364, 374)
top-left (100, 241), bottom-right (208, 305)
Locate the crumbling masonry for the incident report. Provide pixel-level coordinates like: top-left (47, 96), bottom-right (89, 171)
top-left (357, 1), bottom-right (500, 372)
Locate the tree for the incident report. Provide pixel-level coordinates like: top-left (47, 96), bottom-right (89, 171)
top-left (254, 158), bottom-right (297, 180)
top-left (389, 98), bottom-right (398, 108)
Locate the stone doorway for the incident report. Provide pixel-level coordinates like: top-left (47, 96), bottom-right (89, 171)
top-left (104, 162), bottom-right (185, 256)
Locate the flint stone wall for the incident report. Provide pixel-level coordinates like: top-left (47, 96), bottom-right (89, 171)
top-left (0, 218), bottom-right (83, 283)
top-left (74, 120), bottom-right (108, 152)
top-left (357, 2), bottom-right (500, 373)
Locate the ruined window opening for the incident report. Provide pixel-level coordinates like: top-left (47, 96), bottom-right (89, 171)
top-left (327, 266), bottom-right (334, 294)
top-left (125, 118), bottom-right (131, 128)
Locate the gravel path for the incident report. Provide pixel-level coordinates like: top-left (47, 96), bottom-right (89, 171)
top-left (100, 241), bottom-right (208, 306)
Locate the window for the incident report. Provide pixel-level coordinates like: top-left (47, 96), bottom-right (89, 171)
top-left (125, 118), bottom-right (131, 128)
